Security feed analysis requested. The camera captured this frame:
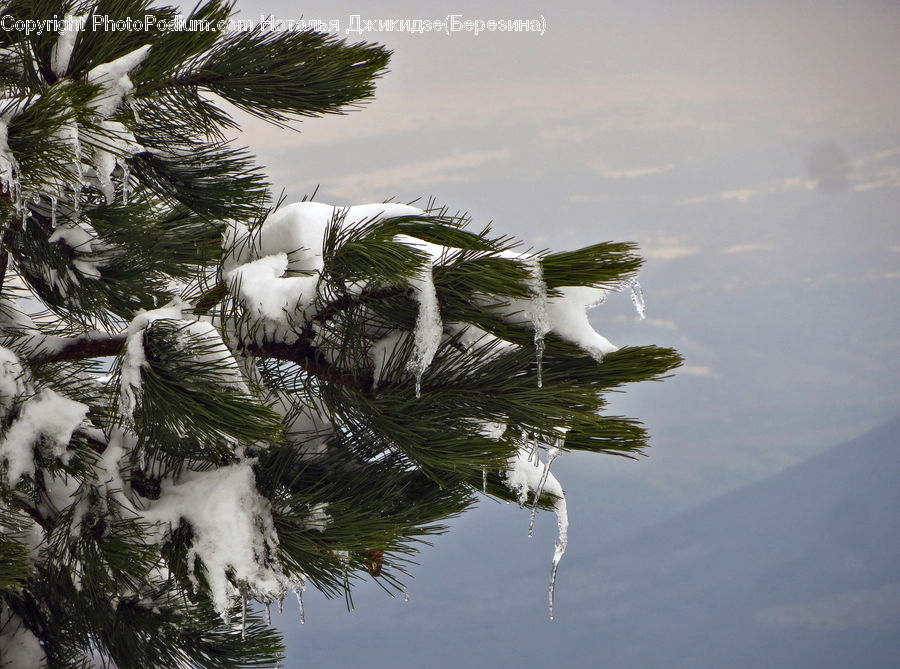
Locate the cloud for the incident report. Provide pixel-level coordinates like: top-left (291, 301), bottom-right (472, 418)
top-left (678, 365), bottom-right (719, 378)
top-left (293, 150), bottom-right (511, 201)
top-left (722, 243), bottom-right (772, 255)
top-left (589, 162), bottom-right (675, 179)
top-left (676, 194), bottom-right (713, 206)
top-left (676, 144), bottom-right (900, 205)
top-left (641, 245), bottom-right (700, 261)
top-left (720, 187), bottom-right (760, 203)
top-left (853, 165), bottom-right (900, 192)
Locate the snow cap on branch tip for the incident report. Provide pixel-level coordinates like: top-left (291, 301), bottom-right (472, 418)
top-left (86, 44), bottom-right (151, 119)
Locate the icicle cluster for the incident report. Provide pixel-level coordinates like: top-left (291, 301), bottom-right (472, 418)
top-left (504, 430), bottom-right (569, 619)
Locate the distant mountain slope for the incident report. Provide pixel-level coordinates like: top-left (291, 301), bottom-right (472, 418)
top-left (555, 412), bottom-right (900, 668)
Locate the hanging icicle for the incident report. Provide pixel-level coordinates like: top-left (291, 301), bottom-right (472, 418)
top-left (527, 258), bottom-right (550, 388)
top-left (628, 278), bottom-right (646, 320)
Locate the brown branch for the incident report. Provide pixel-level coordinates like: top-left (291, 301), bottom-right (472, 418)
top-left (35, 333), bottom-right (127, 362)
top-left (192, 280), bottom-right (228, 316)
top-left (238, 337), bottom-right (371, 392)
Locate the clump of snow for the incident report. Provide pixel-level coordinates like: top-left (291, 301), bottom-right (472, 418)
top-left (223, 202), bottom-right (430, 347)
top-left (225, 253), bottom-right (319, 344)
top-left (0, 388), bottom-right (89, 485)
top-left (0, 609), bottom-right (46, 668)
top-left (119, 301), bottom-right (186, 417)
top-left (86, 45), bottom-right (151, 119)
top-left (50, 14), bottom-right (84, 78)
top-left (79, 45), bottom-right (150, 204)
top-left (544, 286), bottom-right (617, 359)
top-left (141, 461), bottom-right (290, 617)
top-left (0, 346), bottom-right (27, 420)
top-left (223, 201), bottom-right (423, 274)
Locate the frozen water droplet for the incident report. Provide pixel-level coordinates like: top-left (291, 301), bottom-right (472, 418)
top-left (50, 195), bottom-right (58, 228)
top-left (629, 279), bottom-right (646, 320)
top-left (265, 602), bottom-right (271, 626)
top-left (277, 595), bottom-right (284, 615)
top-left (414, 375), bottom-right (422, 399)
top-left (482, 468), bottom-right (487, 493)
top-left (403, 593), bottom-right (409, 602)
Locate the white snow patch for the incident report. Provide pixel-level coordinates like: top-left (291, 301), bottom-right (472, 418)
top-left (0, 346), bottom-right (27, 420)
top-left (141, 461), bottom-right (289, 617)
top-left (225, 253), bottom-right (319, 344)
top-left (86, 45), bottom-right (151, 119)
top-left (50, 14), bottom-right (84, 78)
top-left (0, 388), bottom-right (89, 485)
top-left (0, 609), bottom-right (46, 668)
top-left (120, 301), bottom-right (186, 417)
top-left (223, 201), bottom-right (424, 274)
top-left (544, 286), bottom-right (617, 359)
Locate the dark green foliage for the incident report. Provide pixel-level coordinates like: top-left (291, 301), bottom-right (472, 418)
top-left (0, 0), bottom-right (681, 666)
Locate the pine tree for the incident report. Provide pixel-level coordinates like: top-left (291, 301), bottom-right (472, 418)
top-left (0, 1), bottom-right (681, 666)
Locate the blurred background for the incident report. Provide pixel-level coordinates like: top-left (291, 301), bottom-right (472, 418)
top-left (221, 1), bottom-right (900, 666)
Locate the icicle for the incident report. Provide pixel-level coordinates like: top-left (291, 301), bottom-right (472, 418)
top-left (277, 595), bottom-right (284, 615)
top-left (72, 182), bottom-right (82, 221)
top-left (527, 258), bottom-right (550, 388)
top-left (482, 468), bottom-right (487, 493)
top-left (241, 593), bottom-right (247, 639)
top-left (49, 195), bottom-right (58, 228)
top-left (628, 278), bottom-right (646, 320)
top-left (406, 262), bottom-right (442, 398)
top-left (294, 589), bottom-right (305, 625)
top-left (528, 445), bottom-right (560, 537)
top-left (548, 515), bottom-right (568, 620)
top-left (403, 592), bottom-right (409, 602)
top-left (264, 602), bottom-right (271, 626)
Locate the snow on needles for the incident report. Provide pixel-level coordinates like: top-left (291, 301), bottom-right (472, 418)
top-left (0, 387), bottom-right (89, 486)
top-left (141, 461), bottom-right (290, 618)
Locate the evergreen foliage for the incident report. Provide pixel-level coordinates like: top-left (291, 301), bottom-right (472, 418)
top-left (0, 1), bottom-right (681, 666)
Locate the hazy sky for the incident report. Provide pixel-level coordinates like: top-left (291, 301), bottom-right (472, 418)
top-left (197, 0), bottom-right (900, 663)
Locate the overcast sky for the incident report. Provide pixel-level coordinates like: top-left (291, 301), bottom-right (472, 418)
top-left (210, 0), bottom-right (900, 663)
